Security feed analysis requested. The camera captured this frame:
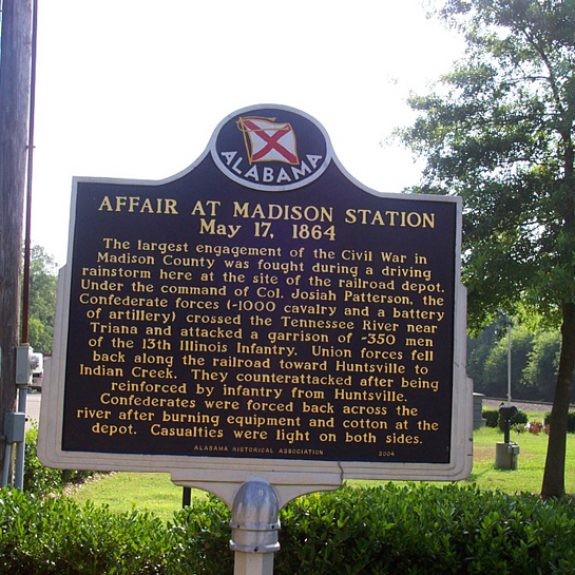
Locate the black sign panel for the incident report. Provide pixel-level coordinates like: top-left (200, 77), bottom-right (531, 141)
top-left (58, 105), bottom-right (462, 465)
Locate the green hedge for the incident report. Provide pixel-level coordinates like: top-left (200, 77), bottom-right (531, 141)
top-left (482, 408), bottom-right (528, 429)
top-left (24, 425), bottom-right (95, 497)
top-left (544, 412), bottom-right (575, 433)
top-left (483, 409), bottom-right (575, 433)
top-left (1, 483), bottom-right (574, 574)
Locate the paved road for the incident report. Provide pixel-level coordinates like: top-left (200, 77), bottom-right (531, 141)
top-left (483, 397), bottom-right (556, 414)
top-left (25, 391), bottom-right (41, 428)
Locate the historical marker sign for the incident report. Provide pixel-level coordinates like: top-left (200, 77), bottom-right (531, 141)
top-left (39, 105), bottom-right (472, 488)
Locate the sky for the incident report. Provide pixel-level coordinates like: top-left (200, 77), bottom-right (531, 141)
top-left (31, 0), bottom-right (465, 266)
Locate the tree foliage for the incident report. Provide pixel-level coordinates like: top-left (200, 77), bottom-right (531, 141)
top-left (27, 245), bottom-right (57, 354)
top-left (400, 0), bottom-right (575, 497)
top-left (523, 328), bottom-right (562, 399)
top-left (483, 325), bottom-right (532, 396)
top-left (404, 0), bottom-right (575, 325)
top-left (468, 320), bottom-right (570, 401)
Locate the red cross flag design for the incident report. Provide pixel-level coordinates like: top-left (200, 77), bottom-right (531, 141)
top-left (237, 116), bottom-right (299, 165)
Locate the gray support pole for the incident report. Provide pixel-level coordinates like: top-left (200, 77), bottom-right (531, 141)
top-left (1, 443), bottom-right (13, 487)
top-left (14, 386), bottom-right (28, 489)
top-left (230, 480), bottom-right (280, 575)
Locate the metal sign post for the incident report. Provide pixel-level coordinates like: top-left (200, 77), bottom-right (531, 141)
top-left (229, 480), bottom-right (280, 575)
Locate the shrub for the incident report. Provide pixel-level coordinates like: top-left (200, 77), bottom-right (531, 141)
top-left (483, 409), bottom-right (499, 427)
top-left (167, 495), bottom-right (232, 574)
top-left (24, 425), bottom-right (62, 496)
top-left (544, 411), bottom-right (575, 433)
top-left (278, 484), bottom-right (575, 574)
top-left (24, 424), bottom-right (96, 497)
top-left (510, 409), bottom-right (528, 426)
top-left (0, 489), bottom-right (171, 574)
top-left (1, 484), bottom-right (575, 574)
top-left (482, 408), bottom-right (528, 430)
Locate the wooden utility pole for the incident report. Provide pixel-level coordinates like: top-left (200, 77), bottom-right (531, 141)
top-left (0, 0), bottom-right (34, 471)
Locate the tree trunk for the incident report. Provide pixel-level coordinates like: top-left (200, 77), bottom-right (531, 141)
top-left (0, 0), bottom-right (33, 472)
top-left (541, 302), bottom-right (575, 498)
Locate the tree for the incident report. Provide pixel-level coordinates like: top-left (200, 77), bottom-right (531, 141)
top-left (467, 322), bottom-right (500, 393)
top-left (467, 317), bottom-right (572, 401)
top-left (522, 329), bottom-right (563, 401)
top-left (27, 245), bottom-right (58, 355)
top-left (400, 0), bottom-right (575, 497)
top-left (483, 325), bottom-right (533, 398)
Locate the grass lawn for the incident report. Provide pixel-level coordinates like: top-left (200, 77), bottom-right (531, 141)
top-left (70, 425), bottom-right (575, 521)
top-left (69, 471), bottom-right (195, 521)
top-left (462, 425), bottom-right (574, 493)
